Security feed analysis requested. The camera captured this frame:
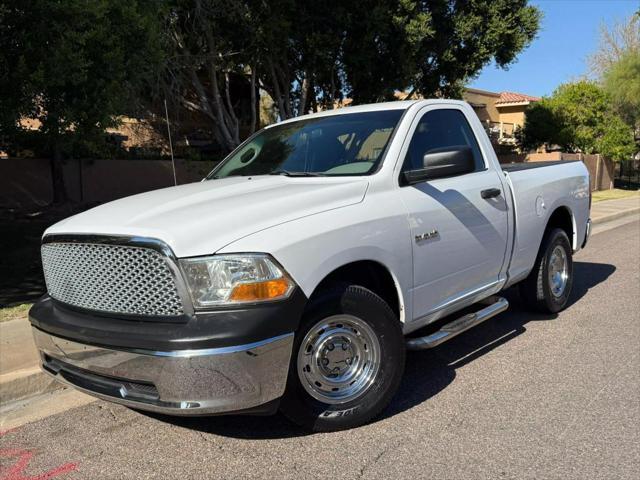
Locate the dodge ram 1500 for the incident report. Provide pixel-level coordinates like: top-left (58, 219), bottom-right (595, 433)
top-left (30, 100), bottom-right (591, 431)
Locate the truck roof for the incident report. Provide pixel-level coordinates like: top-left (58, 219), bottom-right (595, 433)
top-left (269, 99), bottom-right (469, 127)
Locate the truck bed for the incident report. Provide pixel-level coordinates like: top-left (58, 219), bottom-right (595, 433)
top-left (502, 160), bottom-right (590, 286)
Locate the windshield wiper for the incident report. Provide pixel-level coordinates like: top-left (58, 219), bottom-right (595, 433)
top-left (269, 170), bottom-right (325, 177)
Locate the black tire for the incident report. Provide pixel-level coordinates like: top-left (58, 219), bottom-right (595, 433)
top-left (280, 284), bottom-right (405, 432)
top-left (519, 228), bottom-right (573, 313)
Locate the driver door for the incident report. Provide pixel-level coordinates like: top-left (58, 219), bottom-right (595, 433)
top-left (398, 107), bottom-right (509, 322)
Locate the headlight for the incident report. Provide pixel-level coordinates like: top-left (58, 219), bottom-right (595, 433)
top-left (179, 254), bottom-right (295, 308)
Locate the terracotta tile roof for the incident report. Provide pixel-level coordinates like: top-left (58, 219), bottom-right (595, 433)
top-left (496, 91), bottom-right (541, 104)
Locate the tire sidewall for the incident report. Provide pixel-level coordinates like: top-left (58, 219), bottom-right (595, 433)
top-left (538, 229), bottom-right (573, 312)
top-left (280, 285), bottom-right (405, 431)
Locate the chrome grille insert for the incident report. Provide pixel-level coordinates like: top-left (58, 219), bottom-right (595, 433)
top-left (41, 241), bottom-right (184, 317)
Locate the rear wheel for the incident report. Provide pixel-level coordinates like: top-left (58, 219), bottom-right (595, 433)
top-left (280, 284), bottom-right (405, 432)
top-left (520, 228), bottom-right (573, 313)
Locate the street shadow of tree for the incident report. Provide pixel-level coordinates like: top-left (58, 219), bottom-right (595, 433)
top-left (134, 260), bottom-right (616, 439)
top-left (0, 205), bottom-right (95, 307)
top-left (0, 218), bottom-right (48, 306)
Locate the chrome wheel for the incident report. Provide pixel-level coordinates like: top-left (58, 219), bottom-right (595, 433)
top-left (297, 314), bottom-right (381, 404)
top-left (548, 245), bottom-right (569, 297)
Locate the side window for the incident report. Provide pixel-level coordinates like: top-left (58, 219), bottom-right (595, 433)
top-left (401, 109), bottom-right (485, 174)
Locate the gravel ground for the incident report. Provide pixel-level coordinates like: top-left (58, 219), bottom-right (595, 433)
top-left (1, 219), bottom-right (638, 480)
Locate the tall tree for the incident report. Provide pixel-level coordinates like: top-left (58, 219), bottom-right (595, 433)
top-left (603, 50), bottom-right (640, 144)
top-left (345, 0), bottom-right (541, 101)
top-left (0, 0), bottom-right (165, 203)
top-left (1, 0), bottom-right (543, 176)
top-left (162, 0), bottom-right (541, 152)
top-left (589, 12), bottom-right (639, 154)
top-left (588, 14), bottom-right (640, 77)
top-left (162, 0), bottom-right (355, 150)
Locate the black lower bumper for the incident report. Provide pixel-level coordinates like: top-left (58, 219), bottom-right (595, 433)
top-left (29, 288), bottom-right (307, 352)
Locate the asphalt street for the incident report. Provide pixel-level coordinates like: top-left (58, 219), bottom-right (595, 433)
top-left (1, 219), bottom-right (639, 480)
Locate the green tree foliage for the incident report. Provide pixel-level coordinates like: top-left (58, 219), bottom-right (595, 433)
top-left (348, 0), bottom-right (539, 100)
top-left (0, 0), bottom-right (542, 202)
top-left (163, 0), bottom-right (541, 151)
top-left (0, 0), bottom-right (166, 202)
top-left (603, 50), bottom-right (640, 141)
top-left (589, 12), bottom-right (639, 154)
top-left (518, 81), bottom-right (635, 161)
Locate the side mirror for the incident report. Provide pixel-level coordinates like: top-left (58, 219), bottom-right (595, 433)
top-left (240, 147), bottom-right (256, 164)
top-left (402, 145), bottom-right (475, 185)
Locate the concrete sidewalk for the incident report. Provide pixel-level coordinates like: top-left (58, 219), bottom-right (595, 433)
top-left (591, 195), bottom-right (640, 224)
top-left (0, 318), bottom-right (60, 406)
top-left (0, 194), bottom-right (638, 407)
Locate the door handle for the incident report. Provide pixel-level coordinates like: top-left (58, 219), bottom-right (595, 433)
top-left (481, 188), bottom-right (501, 199)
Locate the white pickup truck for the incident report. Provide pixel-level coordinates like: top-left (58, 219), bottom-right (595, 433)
top-left (30, 100), bottom-right (591, 431)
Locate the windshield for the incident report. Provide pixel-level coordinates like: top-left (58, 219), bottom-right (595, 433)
top-left (208, 110), bottom-right (404, 179)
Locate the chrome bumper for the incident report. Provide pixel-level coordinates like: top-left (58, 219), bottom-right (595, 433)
top-left (582, 218), bottom-right (592, 249)
top-left (32, 327), bottom-right (293, 415)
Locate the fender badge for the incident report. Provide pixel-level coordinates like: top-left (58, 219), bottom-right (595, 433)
top-left (415, 229), bottom-right (439, 242)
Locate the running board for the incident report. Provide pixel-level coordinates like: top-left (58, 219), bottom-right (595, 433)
top-left (406, 296), bottom-right (509, 351)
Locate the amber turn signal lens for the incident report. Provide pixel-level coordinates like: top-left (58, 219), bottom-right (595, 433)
top-left (229, 278), bottom-right (292, 302)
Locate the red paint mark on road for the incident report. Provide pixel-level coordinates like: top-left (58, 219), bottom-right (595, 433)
top-left (0, 449), bottom-right (77, 480)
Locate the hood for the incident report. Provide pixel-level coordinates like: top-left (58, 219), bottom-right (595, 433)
top-left (45, 176), bottom-right (369, 257)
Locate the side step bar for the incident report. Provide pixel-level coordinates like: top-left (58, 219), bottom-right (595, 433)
top-left (406, 296), bottom-right (509, 351)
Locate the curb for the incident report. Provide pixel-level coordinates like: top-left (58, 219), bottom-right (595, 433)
top-left (0, 367), bottom-right (63, 405)
top-left (592, 207), bottom-right (640, 225)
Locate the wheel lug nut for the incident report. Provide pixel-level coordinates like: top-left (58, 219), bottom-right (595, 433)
top-left (328, 343), bottom-right (335, 351)
top-left (322, 358), bottom-right (329, 366)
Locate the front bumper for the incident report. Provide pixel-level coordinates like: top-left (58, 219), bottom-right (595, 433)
top-left (32, 327), bottom-right (294, 415)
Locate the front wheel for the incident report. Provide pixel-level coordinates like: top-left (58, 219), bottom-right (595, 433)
top-left (520, 228), bottom-right (573, 313)
top-left (280, 285), bottom-right (405, 432)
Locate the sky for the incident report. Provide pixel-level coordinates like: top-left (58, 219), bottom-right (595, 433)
top-left (469, 0), bottom-right (639, 97)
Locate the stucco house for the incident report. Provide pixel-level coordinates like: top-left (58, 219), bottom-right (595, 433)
top-left (463, 88), bottom-right (541, 145)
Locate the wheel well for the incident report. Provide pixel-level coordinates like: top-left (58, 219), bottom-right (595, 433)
top-left (311, 261), bottom-right (401, 320)
top-left (546, 207), bottom-right (574, 246)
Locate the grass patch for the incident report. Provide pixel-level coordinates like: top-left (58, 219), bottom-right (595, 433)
top-left (0, 303), bottom-right (32, 323)
top-left (592, 188), bottom-right (640, 203)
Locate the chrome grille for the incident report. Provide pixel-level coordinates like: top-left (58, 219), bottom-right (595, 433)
top-left (41, 241), bottom-right (184, 317)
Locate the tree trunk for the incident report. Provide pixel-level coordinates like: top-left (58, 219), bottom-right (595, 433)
top-left (223, 72), bottom-right (240, 144)
top-left (299, 73), bottom-right (311, 116)
top-left (249, 67), bottom-right (257, 134)
top-left (268, 59), bottom-right (289, 120)
top-left (50, 143), bottom-right (67, 204)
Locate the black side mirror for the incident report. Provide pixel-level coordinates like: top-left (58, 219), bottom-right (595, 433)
top-left (240, 148), bottom-right (256, 164)
top-left (402, 145), bottom-right (475, 185)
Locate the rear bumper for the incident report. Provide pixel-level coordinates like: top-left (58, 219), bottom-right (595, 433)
top-left (32, 327), bottom-right (293, 415)
top-left (581, 218), bottom-right (592, 249)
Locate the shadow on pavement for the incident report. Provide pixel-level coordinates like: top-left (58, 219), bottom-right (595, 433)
top-left (139, 260), bottom-right (616, 439)
top-left (570, 261), bottom-right (616, 305)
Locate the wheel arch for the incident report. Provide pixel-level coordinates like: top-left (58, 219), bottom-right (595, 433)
top-left (545, 205), bottom-right (577, 250)
top-left (308, 259), bottom-right (406, 324)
